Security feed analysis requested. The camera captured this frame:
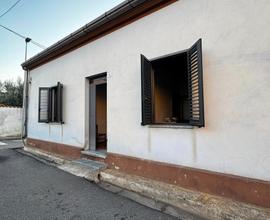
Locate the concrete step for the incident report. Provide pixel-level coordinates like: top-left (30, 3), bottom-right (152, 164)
top-left (72, 158), bottom-right (107, 170)
top-left (58, 158), bottom-right (107, 182)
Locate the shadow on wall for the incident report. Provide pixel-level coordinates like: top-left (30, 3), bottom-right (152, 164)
top-left (0, 107), bottom-right (22, 139)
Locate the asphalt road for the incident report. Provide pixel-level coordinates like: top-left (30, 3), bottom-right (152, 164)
top-left (0, 146), bottom-right (177, 220)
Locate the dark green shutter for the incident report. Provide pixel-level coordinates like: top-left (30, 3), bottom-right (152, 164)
top-left (56, 82), bottom-right (63, 123)
top-left (187, 39), bottom-right (205, 127)
top-left (141, 54), bottom-right (153, 125)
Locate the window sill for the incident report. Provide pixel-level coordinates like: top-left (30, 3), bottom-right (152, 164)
top-left (148, 124), bottom-right (195, 129)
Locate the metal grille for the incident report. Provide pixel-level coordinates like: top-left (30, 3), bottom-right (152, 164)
top-left (141, 54), bottom-right (153, 125)
top-left (188, 39), bottom-right (204, 127)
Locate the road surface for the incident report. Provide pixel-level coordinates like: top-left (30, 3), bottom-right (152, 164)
top-left (0, 141), bottom-right (177, 220)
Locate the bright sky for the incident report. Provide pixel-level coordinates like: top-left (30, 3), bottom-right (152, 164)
top-left (0, 0), bottom-right (123, 81)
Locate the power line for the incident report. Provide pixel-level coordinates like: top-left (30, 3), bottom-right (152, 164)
top-left (0, 23), bottom-right (25, 39)
top-left (0, 0), bottom-right (22, 19)
top-left (31, 39), bottom-right (47, 49)
top-left (0, 24), bottom-right (46, 49)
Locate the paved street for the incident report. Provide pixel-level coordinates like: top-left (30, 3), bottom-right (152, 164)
top-left (0, 142), bottom-right (177, 220)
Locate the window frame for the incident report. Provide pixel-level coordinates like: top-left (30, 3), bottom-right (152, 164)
top-left (38, 87), bottom-right (50, 123)
top-left (38, 82), bottom-right (63, 124)
top-left (141, 39), bottom-right (204, 127)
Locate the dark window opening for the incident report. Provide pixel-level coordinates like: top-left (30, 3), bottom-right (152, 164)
top-left (152, 52), bottom-right (189, 124)
top-left (141, 39), bottom-right (204, 127)
top-left (38, 82), bottom-right (63, 123)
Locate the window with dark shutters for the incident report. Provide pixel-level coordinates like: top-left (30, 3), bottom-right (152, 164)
top-left (187, 39), bottom-right (204, 127)
top-left (38, 82), bottom-right (63, 123)
top-left (141, 54), bottom-right (153, 125)
top-left (141, 39), bottom-right (204, 127)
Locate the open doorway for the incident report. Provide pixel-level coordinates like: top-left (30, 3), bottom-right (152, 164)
top-left (95, 83), bottom-right (107, 150)
top-left (88, 74), bottom-right (107, 155)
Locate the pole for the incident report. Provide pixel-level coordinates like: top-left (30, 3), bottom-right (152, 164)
top-left (22, 37), bottom-right (31, 139)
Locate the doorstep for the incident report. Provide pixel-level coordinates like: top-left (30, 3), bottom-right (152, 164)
top-left (81, 150), bottom-right (107, 159)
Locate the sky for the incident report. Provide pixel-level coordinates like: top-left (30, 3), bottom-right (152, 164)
top-left (0, 0), bottom-right (123, 81)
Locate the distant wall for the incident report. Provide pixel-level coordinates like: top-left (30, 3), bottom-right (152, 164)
top-left (0, 107), bottom-right (22, 138)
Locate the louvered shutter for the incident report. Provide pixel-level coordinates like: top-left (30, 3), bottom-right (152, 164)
top-left (187, 39), bottom-right (205, 127)
top-left (56, 82), bottom-right (63, 123)
top-left (38, 88), bottom-right (50, 122)
top-left (141, 54), bottom-right (153, 125)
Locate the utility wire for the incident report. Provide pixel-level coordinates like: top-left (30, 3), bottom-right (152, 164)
top-left (0, 0), bottom-right (22, 19)
top-left (0, 24), bottom-right (46, 49)
top-left (0, 23), bottom-right (25, 39)
top-left (30, 39), bottom-right (47, 49)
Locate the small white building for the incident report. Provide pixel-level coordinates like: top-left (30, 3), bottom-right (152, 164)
top-left (22, 0), bottom-right (270, 210)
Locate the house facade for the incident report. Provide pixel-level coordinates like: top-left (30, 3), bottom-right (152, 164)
top-left (22, 0), bottom-right (270, 209)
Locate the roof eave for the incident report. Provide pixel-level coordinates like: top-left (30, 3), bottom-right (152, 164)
top-left (22, 0), bottom-right (176, 70)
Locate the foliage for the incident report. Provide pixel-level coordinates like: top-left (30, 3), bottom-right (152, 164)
top-left (0, 77), bottom-right (24, 107)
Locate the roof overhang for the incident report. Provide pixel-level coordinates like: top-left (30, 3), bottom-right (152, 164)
top-left (22, 0), bottom-right (176, 71)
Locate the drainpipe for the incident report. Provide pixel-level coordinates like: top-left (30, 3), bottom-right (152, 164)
top-left (22, 38), bottom-right (31, 142)
top-left (21, 69), bottom-right (29, 140)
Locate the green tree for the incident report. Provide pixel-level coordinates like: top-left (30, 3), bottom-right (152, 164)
top-left (0, 77), bottom-right (24, 107)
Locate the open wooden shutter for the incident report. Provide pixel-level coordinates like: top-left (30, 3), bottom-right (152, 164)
top-left (141, 54), bottom-right (153, 125)
top-left (38, 88), bottom-right (50, 123)
top-left (56, 82), bottom-right (63, 123)
top-left (187, 39), bottom-right (205, 127)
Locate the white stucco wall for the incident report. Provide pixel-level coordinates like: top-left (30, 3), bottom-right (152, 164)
top-left (0, 107), bottom-right (22, 138)
top-left (27, 0), bottom-right (270, 181)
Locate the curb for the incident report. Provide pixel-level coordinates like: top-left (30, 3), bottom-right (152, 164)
top-left (23, 146), bottom-right (67, 165)
top-left (100, 169), bottom-right (270, 220)
top-left (21, 147), bottom-right (104, 183)
top-left (98, 181), bottom-right (203, 220)
top-left (0, 136), bottom-right (21, 141)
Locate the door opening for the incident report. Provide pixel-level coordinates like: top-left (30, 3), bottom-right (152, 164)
top-left (95, 83), bottom-right (107, 150)
top-left (89, 74), bottom-right (107, 154)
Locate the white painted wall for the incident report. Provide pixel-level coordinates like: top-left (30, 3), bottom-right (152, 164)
top-left (0, 107), bottom-right (22, 138)
top-left (27, 0), bottom-right (270, 181)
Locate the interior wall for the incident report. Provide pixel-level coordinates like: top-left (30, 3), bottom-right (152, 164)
top-left (96, 84), bottom-right (107, 134)
top-left (154, 72), bottom-right (172, 123)
top-left (153, 53), bottom-right (189, 123)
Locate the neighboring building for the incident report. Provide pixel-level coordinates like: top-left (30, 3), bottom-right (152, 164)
top-left (21, 0), bottom-right (270, 210)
